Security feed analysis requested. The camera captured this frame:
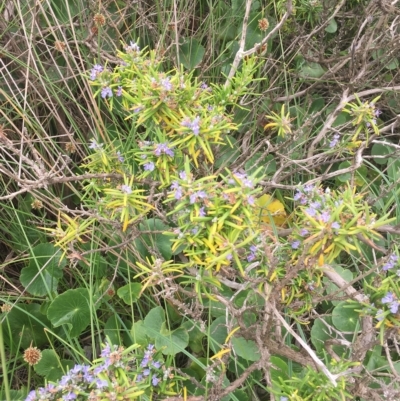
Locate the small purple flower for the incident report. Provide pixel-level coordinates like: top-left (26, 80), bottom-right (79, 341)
top-left (200, 82), bottom-right (208, 90)
top-left (381, 292), bottom-right (395, 304)
top-left (305, 207), bottom-right (316, 217)
top-left (382, 253), bottom-right (398, 271)
top-left (152, 375), bottom-right (160, 386)
top-left (141, 357), bottom-right (149, 367)
top-left (181, 116), bottom-right (201, 136)
top-left (331, 221), bottom-right (340, 230)
top-left (179, 171), bottom-right (188, 180)
top-left (133, 105), bottom-right (144, 113)
top-left (320, 210), bottom-right (331, 223)
top-left (375, 309), bottom-right (385, 321)
top-left (63, 392), bottom-right (77, 401)
top-left (121, 184), bottom-right (132, 194)
top-left (247, 253), bottom-right (256, 262)
top-left (381, 292), bottom-right (399, 314)
top-left (116, 86), bottom-right (123, 96)
top-left (143, 368), bottom-right (151, 377)
top-left (154, 143), bottom-right (174, 157)
top-left (152, 360), bottom-right (162, 369)
top-left (160, 77), bottom-right (173, 91)
top-left (90, 64), bottom-right (103, 80)
top-left (293, 191), bottom-right (303, 201)
top-left (291, 240), bottom-right (301, 249)
top-left (247, 195), bottom-right (255, 206)
top-left (171, 181), bottom-right (183, 200)
top-left (95, 379), bottom-right (109, 389)
top-left (280, 397), bottom-right (288, 401)
top-left (310, 201), bottom-right (321, 210)
top-left (126, 41), bottom-right (140, 52)
top-left (25, 390), bottom-right (37, 401)
top-left (233, 172), bottom-right (254, 188)
top-left (303, 184), bottom-right (314, 193)
top-left (374, 109), bottom-right (382, 117)
top-left (226, 253), bottom-right (233, 261)
top-left (299, 228), bottom-right (309, 237)
top-left (136, 374), bottom-right (143, 382)
top-left (143, 162), bottom-right (155, 171)
top-left (101, 86), bottom-right (113, 99)
top-left (329, 134), bottom-right (340, 148)
top-left (199, 207), bottom-right (206, 217)
top-left (116, 151), bottom-right (124, 162)
top-left (89, 138), bottom-right (103, 150)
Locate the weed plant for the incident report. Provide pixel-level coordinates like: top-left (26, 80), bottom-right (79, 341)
top-left (1, 0), bottom-right (400, 400)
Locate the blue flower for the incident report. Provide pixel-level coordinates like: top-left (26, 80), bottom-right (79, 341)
top-left (329, 134), bottom-right (340, 148)
top-left (89, 139), bottom-right (103, 150)
top-left (181, 116), bottom-right (201, 136)
top-left (101, 86), bottom-right (113, 99)
top-left (95, 379), bottom-right (109, 389)
top-left (199, 207), bottom-right (206, 217)
top-left (331, 221), bottom-right (340, 230)
top-left (154, 143), bottom-right (174, 157)
top-left (171, 181), bottom-right (183, 200)
top-left (144, 162), bottom-right (155, 171)
top-left (375, 309), bottom-right (385, 321)
top-left (320, 210), bottom-right (331, 223)
top-left (116, 151), bottom-right (124, 162)
top-left (116, 86), bottom-right (123, 96)
top-left (63, 392), bottom-right (77, 401)
top-left (299, 228), bottom-right (309, 236)
top-left (152, 375), bottom-right (160, 386)
top-left (291, 240), bottom-right (301, 249)
top-left (90, 64), bottom-right (103, 80)
top-left (382, 253), bottom-right (398, 271)
top-left (310, 201), bottom-right (321, 210)
top-left (25, 390), bottom-right (37, 401)
top-left (152, 360), bottom-right (162, 369)
top-left (143, 368), bottom-right (151, 376)
top-left (305, 207), bottom-right (316, 217)
top-left (121, 185), bottom-right (132, 194)
top-left (381, 292), bottom-right (399, 314)
top-left (126, 41), bottom-right (140, 52)
top-left (160, 77), bottom-right (173, 91)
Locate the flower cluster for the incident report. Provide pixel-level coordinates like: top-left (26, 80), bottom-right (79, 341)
top-left (291, 184), bottom-right (394, 265)
top-left (376, 292), bottom-right (400, 323)
top-left (135, 137), bottom-right (178, 185)
top-left (382, 253), bottom-right (399, 272)
top-left (165, 163), bottom-right (262, 278)
top-left (25, 343), bottom-right (178, 401)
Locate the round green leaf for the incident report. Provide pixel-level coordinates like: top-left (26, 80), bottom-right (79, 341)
top-left (143, 306), bottom-right (165, 335)
top-left (179, 39), bottom-right (205, 70)
top-left (47, 288), bottom-right (91, 337)
top-left (134, 219), bottom-right (172, 260)
top-left (20, 244), bottom-right (66, 296)
top-left (156, 325), bottom-right (189, 356)
top-left (34, 349), bottom-right (73, 382)
top-left (245, 153), bottom-right (276, 177)
top-left (117, 282), bottom-right (142, 305)
top-left (323, 265), bottom-right (353, 306)
top-left (231, 336), bottom-right (260, 361)
top-left (2, 303), bottom-right (51, 350)
top-left (325, 18), bottom-right (337, 33)
top-left (371, 142), bottom-right (393, 165)
top-left (299, 62), bottom-right (326, 78)
top-left (332, 301), bottom-right (360, 332)
top-left (209, 316), bottom-right (228, 353)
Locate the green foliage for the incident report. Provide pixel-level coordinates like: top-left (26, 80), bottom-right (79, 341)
top-left (1, 0), bottom-right (400, 400)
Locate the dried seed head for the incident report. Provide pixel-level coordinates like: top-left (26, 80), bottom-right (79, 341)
top-left (23, 346), bottom-right (42, 366)
top-left (1, 304), bottom-right (12, 313)
top-left (54, 40), bottom-right (66, 52)
top-left (93, 13), bottom-right (106, 27)
top-left (31, 199), bottom-right (43, 210)
top-left (258, 18), bottom-right (269, 32)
